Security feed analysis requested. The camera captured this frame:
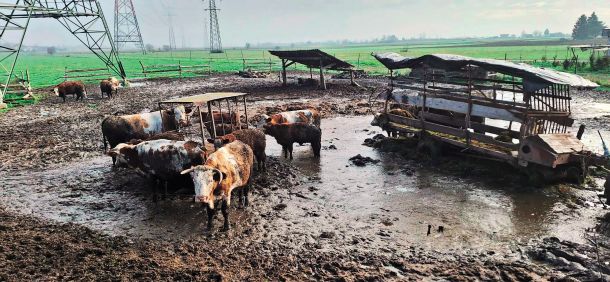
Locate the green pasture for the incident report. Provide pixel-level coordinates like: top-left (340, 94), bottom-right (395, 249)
top-left (7, 40), bottom-right (610, 89)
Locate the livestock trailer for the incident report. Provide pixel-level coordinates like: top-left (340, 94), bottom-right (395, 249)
top-left (372, 53), bottom-right (603, 184)
top-left (159, 92), bottom-right (250, 144)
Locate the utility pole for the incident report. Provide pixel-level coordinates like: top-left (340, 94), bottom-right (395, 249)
top-left (0, 1), bottom-right (126, 109)
top-left (204, 0), bottom-right (223, 53)
top-left (114, 0), bottom-right (146, 54)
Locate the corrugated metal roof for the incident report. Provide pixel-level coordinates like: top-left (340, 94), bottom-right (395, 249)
top-left (269, 49), bottom-right (354, 70)
top-left (161, 92), bottom-right (248, 107)
top-left (372, 53), bottom-right (599, 89)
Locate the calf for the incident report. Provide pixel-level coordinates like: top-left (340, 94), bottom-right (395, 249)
top-left (205, 123), bottom-right (249, 138)
top-left (54, 81), bottom-right (87, 102)
top-left (102, 105), bottom-right (192, 165)
top-left (209, 129), bottom-right (266, 171)
top-left (108, 139), bottom-right (207, 201)
top-left (202, 111), bottom-right (239, 124)
top-left (127, 131), bottom-right (186, 146)
top-left (263, 123), bottom-right (321, 159)
top-left (100, 77), bottom-right (121, 98)
top-left (181, 141), bottom-right (254, 231)
top-left (260, 108), bottom-right (321, 128)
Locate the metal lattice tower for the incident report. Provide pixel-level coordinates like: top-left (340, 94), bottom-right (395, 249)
top-left (0, 0), bottom-right (126, 106)
top-left (204, 0), bottom-right (222, 53)
top-left (167, 11), bottom-right (176, 50)
top-left (114, 0), bottom-right (145, 54)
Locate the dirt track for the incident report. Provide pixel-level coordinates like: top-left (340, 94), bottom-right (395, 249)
top-left (1, 74), bottom-right (610, 280)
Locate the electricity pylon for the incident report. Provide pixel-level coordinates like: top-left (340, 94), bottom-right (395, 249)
top-left (0, 0), bottom-right (126, 107)
top-left (114, 0), bottom-right (145, 54)
top-left (204, 0), bottom-right (222, 53)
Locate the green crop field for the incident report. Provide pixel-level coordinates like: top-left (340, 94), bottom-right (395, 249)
top-left (6, 39), bottom-right (610, 90)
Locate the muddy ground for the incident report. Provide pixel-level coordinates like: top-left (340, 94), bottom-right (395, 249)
top-left (1, 74), bottom-right (610, 280)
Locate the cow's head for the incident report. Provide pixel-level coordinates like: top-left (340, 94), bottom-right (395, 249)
top-left (52, 87), bottom-right (60, 96)
top-left (181, 165), bottom-right (226, 209)
top-left (107, 143), bottom-right (137, 167)
top-left (171, 105), bottom-right (193, 127)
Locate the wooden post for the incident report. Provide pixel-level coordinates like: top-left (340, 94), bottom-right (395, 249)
top-left (350, 70), bottom-right (355, 85)
top-left (243, 96), bottom-right (248, 126)
top-left (198, 106), bottom-right (206, 143)
top-left (234, 97), bottom-right (241, 129)
top-left (281, 59), bottom-right (287, 86)
top-left (227, 99), bottom-right (234, 132)
top-left (218, 101), bottom-right (226, 136)
top-left (319, 59), bottom-right (326, 90)
top-left (158, 103), bottom-right (165, 132)
top-left (207, 101), bottom-right (217, 139)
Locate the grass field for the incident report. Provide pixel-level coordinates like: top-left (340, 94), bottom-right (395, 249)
top-left (7, 40), bottom-right (610, 89)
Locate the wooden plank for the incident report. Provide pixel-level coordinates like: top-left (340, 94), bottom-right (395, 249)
top-left (421, 112), bottom-right (520, 138)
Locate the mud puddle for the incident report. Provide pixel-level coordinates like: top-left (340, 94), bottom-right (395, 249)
top-left (264, 116), bottom-right (603, 252)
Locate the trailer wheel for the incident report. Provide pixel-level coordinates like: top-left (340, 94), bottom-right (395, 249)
top-left (527, 169), bottom-right (546, 187)
top-left (417, 134), bottom-right (442, 160)
top-left (565, 166), bottom-right (585, 185)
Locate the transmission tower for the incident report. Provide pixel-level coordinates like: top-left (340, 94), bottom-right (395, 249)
top-left (0, 1), bottom-right (126, 107)
top-left (167, 12), bottom-right (176, 50)
top-left (114, 0), bottom-right (145, 54)
top-left (204, 0), bottom-right (222, 53)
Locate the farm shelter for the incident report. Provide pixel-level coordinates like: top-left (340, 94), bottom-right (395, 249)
top-left (269, 49), bottom-right (354, 90)
top-left (0, 1), bottom-right (125, 109)
top-left (159, 92), bottom-right (249, 142)
top-left (372, 53), bottom-right (602, 183)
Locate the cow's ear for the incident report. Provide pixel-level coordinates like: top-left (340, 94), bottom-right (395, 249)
top-left (223, 138), bottom-right (231, 144)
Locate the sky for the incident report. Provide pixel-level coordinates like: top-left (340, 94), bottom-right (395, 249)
top-left (13, 0), bottom-right (610, 49)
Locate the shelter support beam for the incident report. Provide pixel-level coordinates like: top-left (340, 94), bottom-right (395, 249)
top-left (319, 59), bottom-right (326, 90)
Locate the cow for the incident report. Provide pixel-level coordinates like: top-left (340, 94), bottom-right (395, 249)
top-left (127, 131), bottom-right (186, 146)
top-left (258, 108), bottom-right (321, 128)
top-left (107, 139), bottom-right (207, 201)
top-left (102, 105), bottom-right (192, 165)
top-left (263, 123), bottom-right (321, 160)
top-left (181, 141), bottom-right (254, 231)
top-left (202, 111), bottom-right (239, 124)
top-left (53, 81), bottom-right (87, 102)
top-left (209, 128), bottom-right (266, 171)
top-left (100, 77), bottom-right (121, 99)
top-left (205, 123), bottom-right (249, 138)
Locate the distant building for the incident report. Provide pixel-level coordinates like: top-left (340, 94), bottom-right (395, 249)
top-left (604, 29), bottom-right (610, 56)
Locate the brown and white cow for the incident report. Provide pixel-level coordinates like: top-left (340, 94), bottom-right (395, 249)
top-left (53, 81), bottom-right (87, 102)
top-left (100, 77), bottom-right (121, 99)
top-left (108, 139), bottom-right (207, 201)
top-left (102, 106), bottom-right (192, 165)
top-left (181, 140), bottom-right (254, 231)
top-left (202, 111), bottom-right (239, 124)
top-left (259, 108), bottom-right (321, 128)
top-left (209, 128), bottom-right (266, 171)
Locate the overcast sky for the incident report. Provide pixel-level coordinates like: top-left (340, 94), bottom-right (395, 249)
top-left (16, 0), bottom-right (610, 49)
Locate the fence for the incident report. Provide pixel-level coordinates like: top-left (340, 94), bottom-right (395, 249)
top-left (139, 61), bottom-right (211, 78)
top-left (64, 67), bottom-right (113, 82)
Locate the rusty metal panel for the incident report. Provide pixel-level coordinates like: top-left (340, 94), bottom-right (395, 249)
top-left (269, 49), bottom-right (353, 70)
top-left (536, 134), bottom-right (585, 154)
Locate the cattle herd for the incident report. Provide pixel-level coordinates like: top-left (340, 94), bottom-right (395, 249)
top-left (54, 79), bottom-right (320, 231)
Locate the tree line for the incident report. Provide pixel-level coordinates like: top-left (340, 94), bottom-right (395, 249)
top-left (572, 12), bottom-right (607, 40)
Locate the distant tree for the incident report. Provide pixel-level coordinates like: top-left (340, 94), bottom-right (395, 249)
top-left (47, 47), bottom-right (56, 55)
top-left (145, 44), bottom-right (155, 53)
top-left (544, 29), bottom-right (550, 37)
top-left (586, 12), bottom-right (606, 38)
top-left (572, 14), bottom-right (589, 40)
top-left (533, 30), bottom-right (542, 37)
top-left (162, 45), bottom-right (171, 52)
top-left (245, 42), bottom-right (251, 49)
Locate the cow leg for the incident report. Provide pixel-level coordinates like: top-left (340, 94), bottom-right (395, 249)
top-left (163, 181), bottom-right (168, 200)
top-left (112, 156), bottom-right (117, 166)
top-left (244, 183), bottom-right (250, 208)
top-left (282, 146), bottom-right (288, 159)
top-left (206, 205), bottom-right (216, 230)
top-left (152, 178), bottom-right (160, 203)
top-left (221, 200), bottom-right (230, 231)
top-left (238, 188), bottom-right (244, 208)
top-left (288, 143), bottom-right (294, 160)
